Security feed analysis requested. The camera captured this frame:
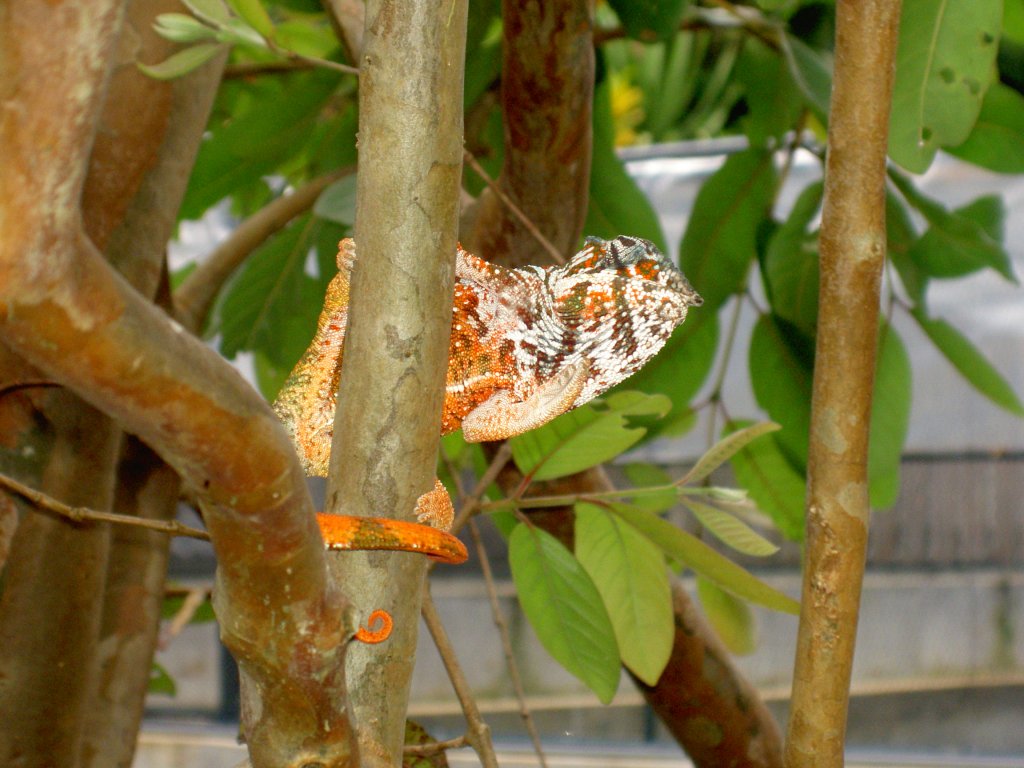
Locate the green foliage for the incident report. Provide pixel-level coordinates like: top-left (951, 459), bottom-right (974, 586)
top-left (164, 0), bottom-right (1022, 698)
top-left (680, 148), bottom-right (777, 314)
top-left (508, 524), bottom-right (620, 703)
top-left (575, 503), bottom-right (674, 685)
top-left (696, 576), bottom-right (756, 655)
top-left (888, 0), bottom-right (1002, 172)
top-left (510, 391), bottom-right (670, 482)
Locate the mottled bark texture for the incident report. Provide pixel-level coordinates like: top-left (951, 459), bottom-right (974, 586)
top-left (467, 0), bottom-right (594, 266)
top-left (327, 1), bottom-right (468, 765)
top-left (0, 3), bottom-right (357, 766)
top-left (468, 2), bottom-right (784, 764)
top-left (783, 1), bottom-right (902, 766)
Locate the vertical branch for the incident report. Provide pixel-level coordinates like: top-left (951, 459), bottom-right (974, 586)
top-left (784, 1), bottom-right (901, 766)
top-left (467, 0), bottom-right (594, 266)
top-left (327, 0), bottom-right (467, 764)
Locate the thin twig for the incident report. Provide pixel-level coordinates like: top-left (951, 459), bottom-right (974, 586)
top-left (462, 149), bottom-right (565, 265)
top-left (468, 518), bottom-right (550, 768)
top-left (0, 471), bottom-right (210, 541)
top-left (450, 441), bottom-right (514, 535)
top-left (420, 589), bottom-right (500, 768)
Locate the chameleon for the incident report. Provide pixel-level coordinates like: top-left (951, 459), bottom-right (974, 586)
top-left (273, 235), bottom-right (702, 641)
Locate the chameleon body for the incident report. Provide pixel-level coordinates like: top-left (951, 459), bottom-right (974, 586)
top-left (273, 235), bottom-right (702, 641)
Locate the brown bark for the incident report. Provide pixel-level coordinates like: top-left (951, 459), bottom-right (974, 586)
top-left (783, 1), bottom-right (902, 766)
top-left (326, 1), bottom-right (468, 764)
top-left (466, 0), bottom-right (594, 265)
top-left (0, 4), bottom-right (357, 765)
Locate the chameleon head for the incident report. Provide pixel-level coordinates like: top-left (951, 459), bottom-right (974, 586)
top-left (544, 235), bottom-right (703, 404)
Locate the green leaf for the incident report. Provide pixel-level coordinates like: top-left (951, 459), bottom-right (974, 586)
top-left (575, 504), bottom-right (674, 685)
top-left (905, 195), bottom-right (1015, 283)
top-left (696, 576), bottom-right (756, 655)
top-left (313, 173), bottom-right (358, 226)
top-left (607, 0), bottom-right (689, 42)
top-left (912, 309), bottom-right (1024, 417)
top-left (727, 420), bottom-right (806, 542)
top-left (138, 42), bottom-right (225, 80)
top-left (153, 13), bottom-right (219, 43)
top-left (183, 0), bottom-right (232, 26)
top-left (868, 324), bottom-right (912, 509)
top-left (226, 0), bottom-right (275, 39)
top-left (681, 421), bottom-right (781, 486)
top-left (779, 33), bottom-right (832, 122)
top-left (607, 504), bottom-right (800, 614)
top-left (586, 74), bottom-right (667, 251)
top-left (680, 148), bottom-right (776, 313)
top-left (510, 391), bottom-right (670, 482)
top-left (509, 524), bottom-right (620, 703)
top-left (763, 181), bottom-right (823, 337)
top-left (180, 70), bottom-right (343, 219)
top-left (148, 661), bottom-right (177, 696)
top-left (888, 0), bottom-right (1001, 172)
top-left (886, 189), bottom-right (927, 305)
top-left (948, 83), bottom-right (1024, 174)
top-left (735, 38), bottom-right (805, 144)
top-left (686, 500), bottom-right (779, 557)
top-left (748, 314), bottom-right (813, 469)
top-left (211, 216), bottom-right (340, 368)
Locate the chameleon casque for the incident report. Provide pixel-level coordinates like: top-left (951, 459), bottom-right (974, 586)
top-left (273, 235), bottom-right (702, 641)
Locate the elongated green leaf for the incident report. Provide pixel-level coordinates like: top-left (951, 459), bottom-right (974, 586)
top-left (608, 504), bottom-right (800, 613)
top-left (681, 421), bottom-right (781, 486)
top-left (727, 420), bottom-right (806, 542)
top-left (680, 149), bottom-right (776, 313)
top-left (138, 43), bottom-right (225, 80)
top-left (226, 0), bottom-right (275, 39)
top-left (184, 0), bottom-right (232, 25)
top-left (153, 13), bottom-right (219, 43)
top-left (888, 0), bottom-right (1001, 172)
top-left (181, 70), bottom-right (343, 219)
top-left (575, 504), bottom-right (673, 685)
top-left (764, 181), bottom-right (823, 337)
top-left (586, 75), bottom-right (667, 251)
top-left (779, 33), bottom-right (832, 121)
top-left (948, 83), bottom-right (1024, 174)
top-left (912, 310), bottom-right (1024, 417)
top-left (748, 314), bottom-right (813, 469)
top-left (886, 189), bottom-right (927, 305)
top-left (910, 196), bottom-right (1015, 283)
top-left (510, 391), bottom-right (670, 481)
top-left (734, 38), bottom-right (804, 145)
top-left (509, 525), bottom-right (620, 703)
top-left (686, 500), bottom-right (779, 557)
top-left (868, 323), bottom-right (911, 509)
top-left (696, 576), bottom-right (756, 655)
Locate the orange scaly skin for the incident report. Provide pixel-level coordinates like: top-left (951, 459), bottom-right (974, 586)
top-left (273, 236), bottom-right (701, 643)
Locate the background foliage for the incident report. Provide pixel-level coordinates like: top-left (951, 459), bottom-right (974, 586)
top-left (163, 0), bottom-right (1024, 698)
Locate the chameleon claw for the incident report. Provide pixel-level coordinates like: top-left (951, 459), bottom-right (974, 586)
top-left (354, 609), bottom-right (393, 644)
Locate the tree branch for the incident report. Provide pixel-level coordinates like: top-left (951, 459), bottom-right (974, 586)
top-left (0, 4), bottom-right (357, 764)
top-left (783, 1), bottom-right (902, 765)
top-left (326, 0), bottom-right (468, 764)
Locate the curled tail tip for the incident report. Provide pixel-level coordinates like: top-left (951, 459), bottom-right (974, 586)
top-left (353, 609), bottom-right (393, 644)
